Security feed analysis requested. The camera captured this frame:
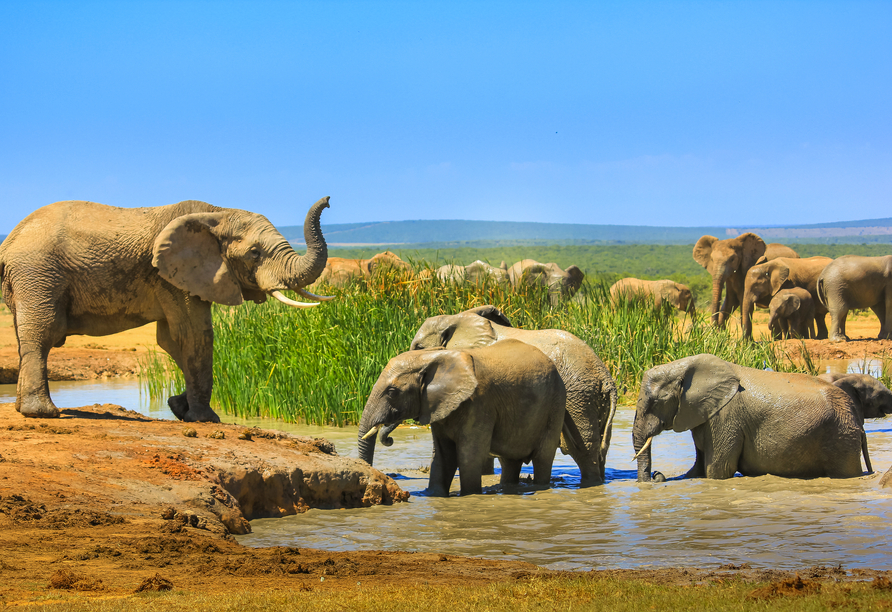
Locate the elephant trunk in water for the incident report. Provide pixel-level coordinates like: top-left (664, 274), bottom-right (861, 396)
top-left (632, 428), bottom-right (653, 482)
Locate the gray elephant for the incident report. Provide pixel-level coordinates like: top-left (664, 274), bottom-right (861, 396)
top-left (633, 354), bottom-right (865, 481)
top-left (406, 305), bottom-right (617, 484)
top-left (0, 197), bottom-right (332, 422)
top-left (817, 371), bottom-right (892, 473)
top-left (436, 260), bottom-right (509, 285)
top-left (741, 256), bottom-right (832, 340)
top-left (507, 259), bottom-right (584, 304)
top-left (767, 287), bottom-right (816, 339)
top-left (609, 278), bottom-right (695, 314)
top-left (357, 340), bottom-right (566, 496)
top-left (816, 255), bottom-right (892, 342)
top-left (693, 233), bottom-right (799, 327)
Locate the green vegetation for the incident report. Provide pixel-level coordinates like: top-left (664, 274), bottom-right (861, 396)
top-left (31, 574), bottom-right (892, 611)
top-left (141, 265), bottom-right (820, 425)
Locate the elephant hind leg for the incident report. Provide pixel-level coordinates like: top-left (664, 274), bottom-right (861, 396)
top-left (498, 457), bottom-right (523, 485)
top-left (11, 296), bottom-right (66, 418)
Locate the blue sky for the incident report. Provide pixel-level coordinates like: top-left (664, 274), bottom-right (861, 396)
top-left (1, 1), bottom-right (890, 232)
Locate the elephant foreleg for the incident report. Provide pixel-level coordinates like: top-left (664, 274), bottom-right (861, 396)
top-left (498, 457), bottom-right (523, 485)
top-left (155, 304), bottom-right (218, 423)
top-left (456, 443), bottom-right (486, 496)
top-left (683, 447), bottom-right (706, 479)
top-left (428, 437), bottom-right (458, 497)
top-left (873, 298), bottom-right (890, 340)
top-left (11, 296), bottom-right (67, 418)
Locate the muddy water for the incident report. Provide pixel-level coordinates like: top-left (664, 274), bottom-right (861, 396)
top-left (3, 376), bottom-right (891, 570)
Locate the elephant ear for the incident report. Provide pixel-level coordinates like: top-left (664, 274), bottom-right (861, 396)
top-left (769, 264), bottom-right (791, 296)
top-left (673, 354), bottom-right (740, 432)
top-left (693, 236), bottom-right (717, 270)
top-left (466, 305), bottom-right (513, 328)
top-left (418, 351), bottom-right (477, 424)
top-left (565, 265), bottom-right (585, 291)
top-left (780, 294), bottom-right (801, 317)
top-left (754, 255), bottom-right (769, 265)
top-left (152, 213), bottom-right (244, 306)
top-left (738, 233), bottom-right (768, 271)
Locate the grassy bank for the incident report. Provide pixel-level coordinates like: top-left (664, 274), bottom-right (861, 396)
top-left (140, 268), bottom-right (820, 425)
top-left (29, 573), bottom-right (892, 611)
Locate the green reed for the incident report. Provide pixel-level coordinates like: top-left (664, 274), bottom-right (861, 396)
top-left (139, 267), bottom-right (821, 425)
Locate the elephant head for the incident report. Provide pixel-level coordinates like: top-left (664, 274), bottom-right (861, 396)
top-left (365, 251), bottom-right (411, 277)
top-left (410, 305), bottom-right (512, 351)
top-left (152, 197), bottom-right (332, 308)
top-left (633, 354), bottom-right (739, 482)
top-left (509, 260), bottom-right (585, 303)
top-left (357, 348), bottom-right (477, 465)
top-left (693, 233), bottom-right (766, 326)
top-left (818, 373), bottom-right (892, 421)
top-left (656, 281), bottom-right (695, 314)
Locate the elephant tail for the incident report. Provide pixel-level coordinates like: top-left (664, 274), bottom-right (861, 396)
top-left (862, 430), bottom-right (873, 474)
top-left (600, 381), bottom-right (619, 464)
top-left (816, 276), bottom-right (828, 308)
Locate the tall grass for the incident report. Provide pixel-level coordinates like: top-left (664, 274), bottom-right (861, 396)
top-left (139, 266), bottom-right (821, 425)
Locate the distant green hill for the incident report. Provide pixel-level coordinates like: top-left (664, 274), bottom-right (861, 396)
top-left (283, 218), bottom-right (892, 246)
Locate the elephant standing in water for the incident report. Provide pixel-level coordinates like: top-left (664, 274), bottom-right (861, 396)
top-left (405, 305), bottom-right (617, 484)
top-left (609, 278), bottom-right (695, 314)
top-left (358, 341), bottom-right (566, 496)
top-left (633, 354), bottom-right (865, 481)
top-left (0, 197), bottom-right (332, 421)
top-left (693, 233), bottom-right (798, 327)
top-left (816, 255), bottom-right (892, 342)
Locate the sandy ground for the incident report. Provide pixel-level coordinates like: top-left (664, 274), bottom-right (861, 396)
top-left (2, 303), bottom-right (892, 604)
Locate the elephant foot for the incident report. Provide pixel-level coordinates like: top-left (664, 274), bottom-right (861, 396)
top-left (181, 405), bottom-right (221, 423)
top-left (18, 395), bottom-right (61, 418)
top-left (829, 334), bottom-right (849, 343)
top-left (167, 394), bottom-right (190, 420)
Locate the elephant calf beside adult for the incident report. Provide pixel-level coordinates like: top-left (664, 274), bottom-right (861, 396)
top-left (767, 287), bottom-right (816, 339)
top-left (693, 233), bottom-right (799, 327)
top-left (406, 305), bottom-right (617, 484)
top-left (358, 341), bottom-right (566, 496)
top-left (816, 255), bottom-right (892, 342)
top-left (741, 256), bottom-right (832, 340)
top-left (0, 197), bottom-right (333, 422)
top-left (609, 278), bottom-right (695, 314)
top-left (633, 354), bottom-right (867, 481)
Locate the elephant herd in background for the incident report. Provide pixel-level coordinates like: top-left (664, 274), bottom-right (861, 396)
top-left (694, 231), bottom-right (892, 343)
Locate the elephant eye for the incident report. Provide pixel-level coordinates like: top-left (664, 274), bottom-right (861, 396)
top-left (249, 247), bottom-right (261, 260)
top-left (385, 386), bottom-right (399, 398)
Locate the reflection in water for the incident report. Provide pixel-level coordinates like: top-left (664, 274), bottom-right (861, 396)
top-left (2, 375), bottom-right (891, 570)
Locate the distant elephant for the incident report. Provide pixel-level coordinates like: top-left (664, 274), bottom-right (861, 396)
top-left (633, 354), bottom-right (865, 481)
top-left (0, 197), bottom-right (332, 421)
top-left (436, 260), bottom-right (509, 284)
top-left (816, 255), bottom-right (892, 342)
top-left (609, 278), bottom-right (695, 314)
top-left (317, 251), bottom-right (411, 287)
top-left (817, 371), bottom-right (892, 473)
top-left (357, 340), bottom-right (566, 496)
top-left (741, 256), bottom-right (832, 340)
top-left (507, 259), bottom-right (584, 304)
top-left (693, 234), bottom-right (798, 327)
top-left (767, 287), bottom-right (816, 339)
top-left (406, 305), bottom-right (617, 483)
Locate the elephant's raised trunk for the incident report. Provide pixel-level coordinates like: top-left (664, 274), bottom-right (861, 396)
top-left (285, 196), bottom-right (330, 290)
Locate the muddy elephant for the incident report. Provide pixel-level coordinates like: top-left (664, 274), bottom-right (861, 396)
top-left (767, 287), bottom-right (816, 339)
top-left (816, 255), bottom-right (892, 342)
top-left (693, 234), bottom-right (798, 327)
top-left (357, 340), bottom-right (566, 496)
top-left (317, 251), bottom-right (411, 287)
top-left (633, 354), bottom-right (865, 481)
top-left (507, 259), bottom-right (584, 304)
top-left (0, 197), bottom-right (332, 421)
top-left (405, 305), bottom-right (617, 484)
top-left (437, 260), bottom-right (509, 285)
top-left (741, 256), bottom-right (832, 340)
top-left (609, 278), bottom-right (695, 314)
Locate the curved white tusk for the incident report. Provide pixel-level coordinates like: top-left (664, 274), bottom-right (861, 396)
top-left (271, 290), bottom-right (320, 308)
top-left (362, 424), bottom-right (382, 440)
top-left (632, 437), bottom-right (653, 461)
top-left (297, 288), bottom-right (335, 302)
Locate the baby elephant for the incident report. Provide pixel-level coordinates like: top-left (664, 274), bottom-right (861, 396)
top-left (357, 340), bottom-right (566, 496)
top-left (768, 287), bottom-right (816, 339)
top-left (609, 278), bottom-right (695, 313)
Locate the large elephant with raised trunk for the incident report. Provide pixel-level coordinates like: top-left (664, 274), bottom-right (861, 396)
top-left (693, 234), bottom-right (798, 326)
top-left (741, 256), bottom-right (832, 340)
top-left (633, 354), bottom-right (865, 481)
top-left (0, 197), bottom-right (332, 422)
top-left (406, 305), bottom-right (617, 484)
top-left (816, 255), bottom-right (892, 342)
top-left (357, 341), bottom-right (566, 496)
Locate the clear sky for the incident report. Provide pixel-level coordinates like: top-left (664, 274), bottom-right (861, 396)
top-left (1, 1), bottom-right (889, 232)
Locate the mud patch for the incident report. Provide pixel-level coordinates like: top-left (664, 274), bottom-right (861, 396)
top-left (48, 569), bottom-right (106, 591)
top-left (747, 575), bottom-right (821, 600)
top-left (134, 573), bottom-right (174, 592)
